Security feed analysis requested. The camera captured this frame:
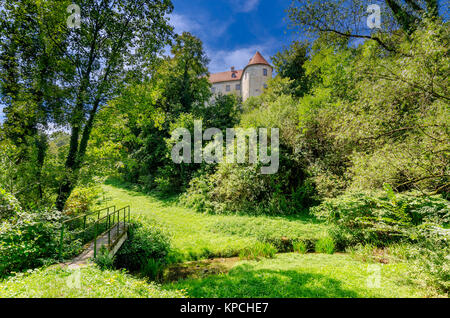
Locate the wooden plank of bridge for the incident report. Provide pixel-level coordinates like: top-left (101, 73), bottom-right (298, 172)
top-left (67, 222), bottom-right (128, 267)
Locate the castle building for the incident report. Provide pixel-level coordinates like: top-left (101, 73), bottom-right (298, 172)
top-left (208, 51), bottom-right (273, 101)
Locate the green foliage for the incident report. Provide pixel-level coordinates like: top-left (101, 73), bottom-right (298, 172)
top-left (94, 246), bottom-right (115, 271)
top-left (0, 187), bottom-right (23, 220)
top-left (271, 40), bottom-right (310, 97)
top-left (193, 94), bottom-right (241, 131)
top-left (0, 265), bottom-right (185, 298)
top-left (63, 186), bottom-right (101, 217)
top-left (0, 208), bottom-right (63, 277)
top-left (239, 242), bottom-right (277, 261)
top-left (315, 237), bottom-right (336, 254)
top-left (115, 219), bottom-right (172, 277)
top-left (408, 236), bottom-right (450, 295)
top-left (293, 241), bottom-right (308, 254)
top-left (312, 190), bottom-right (450, 248)
top-left (141, 259), bottom-right (166, 281)
top-left (182, 91), bottom-right (318, 215)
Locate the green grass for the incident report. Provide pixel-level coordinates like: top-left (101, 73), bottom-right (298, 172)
top-left (0, 265), bottom-right (184, 298)
top-left (163, 253), bottom-right (426, 298)
top-left (100, 182), bottom-right (329, 261)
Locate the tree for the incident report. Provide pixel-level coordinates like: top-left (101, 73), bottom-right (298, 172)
top-left (0, 0), bottom-right (174, 210)
top-left (89, 32), bottom-right (211, 192)
top-left (155, 32), bottom-right (211, 115)
top-left (272, 41), bottom-right (310, 97)
top-left (287, 0), bottom-right (442, 53)
top-left (0, 0), bottom-right (70, 204)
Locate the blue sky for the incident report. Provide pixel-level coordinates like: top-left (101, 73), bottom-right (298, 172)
top-left (169, 0), bottom-right (296, 73)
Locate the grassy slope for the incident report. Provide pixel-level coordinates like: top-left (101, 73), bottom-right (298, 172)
top-left (101, 183), bottom-right (328, 260)
top-left (101, 183), bottom-right (425, 298)
top-left (164, 253), bottom-right (424, 298)
top-left (0, 265), bottom-right (184, 298)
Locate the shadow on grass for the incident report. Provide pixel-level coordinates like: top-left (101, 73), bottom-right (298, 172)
top-left (104, 177), bottom-right (180, 205)
top-left (165, 263), bottom-right (361, 298)
top-left (103, 178), bottom-right (327, 224)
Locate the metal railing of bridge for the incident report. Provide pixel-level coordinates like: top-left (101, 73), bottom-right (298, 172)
top-left (58, 205), bottom-right (131, 259)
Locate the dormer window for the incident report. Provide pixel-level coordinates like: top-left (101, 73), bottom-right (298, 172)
top-left (231, 73), bottom-right (236, 78)
top-left (263, 69), bottom-right (268, 76)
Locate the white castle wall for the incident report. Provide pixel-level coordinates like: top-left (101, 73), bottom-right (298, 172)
top-left (241, 64), bottom-right (272, 101)
top-left (211, 80), bottom-right (241, 97)
top-left (210, 63), bottom-right (272, 102)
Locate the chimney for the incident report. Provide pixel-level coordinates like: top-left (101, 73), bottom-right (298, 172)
top-left (231, 66), bottom-right (235, 72)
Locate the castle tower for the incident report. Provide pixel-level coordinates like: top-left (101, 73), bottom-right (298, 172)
top-left (241, 52), bottom-right (273, 101)
top-left (208, 51), bottom-right (272, 102)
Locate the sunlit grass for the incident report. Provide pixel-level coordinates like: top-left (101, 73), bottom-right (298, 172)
top-left (164, 253), bottom-right (425, 298)
top-left (101, 182), bottom-right (329, 261)
top-left (0, 265), bottom-right (184, 298)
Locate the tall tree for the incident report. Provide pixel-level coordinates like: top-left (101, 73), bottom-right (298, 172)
top-left (0, 0), bottom-right (174, 210)
top-left (288, 0), bottom-right (442, 52)
top-left (0, 0), bottom-right (70, 204)
top-left (272, 41), bottom-right (310, 97)
top-left (157, 32), bottom-right (210, 115)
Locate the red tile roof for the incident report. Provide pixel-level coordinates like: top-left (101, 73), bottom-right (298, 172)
top-left (209, 52), bottom-right (271, 84)
top-left (209, 69), bottom-right (243, 84)
top-left (248, 51), bottom-right (271, 66)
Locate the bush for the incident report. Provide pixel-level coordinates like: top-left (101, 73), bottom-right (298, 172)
top-left (114, 219), bottom-right (172, 278)
top-left (311, 188), bottom-right (450, 248)
top-left (182, 163), bottom-right (316, 216)
top-left (293, 241), bottom-right (308, 254)
top-left (315, 237), bottom-right (335, 254)
top-left (239, 242), bottom-right (277, 260)
top-left (0, 187), bottom-right (23, 221)
top-left (95, 246), bottom-right (115, 270)
top-left (407, 227), bottom-right (450, 295)
top-left (0, 208), bottom-right (63, 277)
top-left (64, 186), bottom-right (101, 217)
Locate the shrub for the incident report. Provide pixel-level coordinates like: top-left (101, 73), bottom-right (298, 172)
top-left (293, 241), bottom-right (308, 254)
top-left (239, 242), bottom-right (277, 260)
top-left (141, 259), bottom-right (165, 280)
top-left (407, 227), bottom-right (450, 295)
top-left (0, 208), bottom-right (63, 277)
top-left (315, 237), bottom-right (335, 254)
top-left (0, 187), bottom-right (23, 221)
top-left (311, 188), bottom-right (450, 248)
top-left (182, 163), bottom-right (317, 216)
top-left (64, 186), bottom-right (101, 217)
top-left (95, 246), bottom-right (115, 270)
top-left (115, 219), bottom-right (171, 278)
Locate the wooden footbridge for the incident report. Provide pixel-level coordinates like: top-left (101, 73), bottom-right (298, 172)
top-left (59, 206), bottom-right (131, 266)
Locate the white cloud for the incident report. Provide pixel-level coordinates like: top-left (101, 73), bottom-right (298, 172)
top-left (229, 0), bottom-right (260, 13)
top-left (167, 13), bottom-right (233, 39)
top-left (207, 44), bottom-right (274, 74)
top-left (168, 13), bottom-right (201, 35)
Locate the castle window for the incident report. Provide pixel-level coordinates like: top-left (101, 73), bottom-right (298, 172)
top-left (263, 68), bottom-right (268, 76)
top-left (236, 84), bottom-right (241, 90)
top-left (226, 85), bottom-right (230, 92)
top-left (264, 84), bottom-right (268, 89)
top-left (211, 87), bottom-right (216, 93)
top-left (231, 73), bottom-right (236, 78)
